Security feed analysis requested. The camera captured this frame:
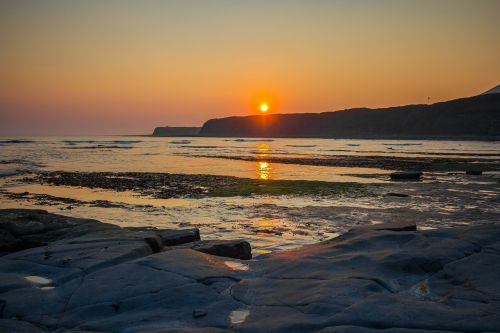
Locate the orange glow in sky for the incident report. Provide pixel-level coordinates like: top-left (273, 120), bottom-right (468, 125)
top-left (0, 1), bottom-right (499, 135)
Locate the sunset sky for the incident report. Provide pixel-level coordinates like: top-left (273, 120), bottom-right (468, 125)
top-left (1, 0), bottom-right (499, 135)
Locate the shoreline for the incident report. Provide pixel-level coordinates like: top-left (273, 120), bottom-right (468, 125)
top-left (146, 134), bottom-right (500, 141)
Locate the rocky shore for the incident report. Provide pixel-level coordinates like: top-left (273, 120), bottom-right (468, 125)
top-left (1, 209), bottom-right (500, 332)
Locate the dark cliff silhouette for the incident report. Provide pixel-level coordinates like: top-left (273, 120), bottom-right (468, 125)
top-left (153, 126), bottom-right (201, 137)
top-left (199, 91), bottom-right (500, 139)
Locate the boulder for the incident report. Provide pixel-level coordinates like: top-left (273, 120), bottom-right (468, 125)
top-left (144, 235), bottom-right (163, 253)
top-left (390, 171), bottom-right (422, 180)
top-left (158, 228), bottom-right (200, 246)
top-left (191, 240), bottom-right (252, 260)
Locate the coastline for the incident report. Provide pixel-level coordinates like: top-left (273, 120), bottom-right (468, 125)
top-left (146, 134), bottom-right (500, 141)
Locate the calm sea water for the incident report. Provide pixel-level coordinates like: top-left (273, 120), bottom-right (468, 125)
top-left (1, 136), bottom-right (498, 181)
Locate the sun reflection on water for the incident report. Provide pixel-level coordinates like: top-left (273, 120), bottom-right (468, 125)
top-left (257, 161), bottom-right (272, 180)
top-left (256, 143), bottom-right (272, 180)
top-left (256, 143), bottom-right (270, 155)
top-left (256, 218), bottom-right (275, 228)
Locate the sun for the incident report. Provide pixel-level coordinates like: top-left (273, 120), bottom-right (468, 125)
top-left (260, 103), bottom-right (269, 113)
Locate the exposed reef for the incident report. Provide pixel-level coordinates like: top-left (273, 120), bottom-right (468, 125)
top-left (23, 171), bottom-right (375, 198)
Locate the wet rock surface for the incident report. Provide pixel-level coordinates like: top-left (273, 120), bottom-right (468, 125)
top-left (173, 240), bottom-right (252, 260)
top-left (158, 228), bottom-right (201, 246)
top-left (0, 209), bottom-right (124, 254)
top-left (0, 209), bottom-right (499, 332)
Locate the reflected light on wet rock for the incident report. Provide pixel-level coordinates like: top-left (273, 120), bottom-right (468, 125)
top-left (25, 276), bottom-right (52, 285)
top-left (224, 261), bottom-right (249, 271)
top-left (253, 248), bottom-right (272, 255)
top-left (229, 309), bottom-right (250, 324)
top-left (41, 286), bottom-right (55, 290)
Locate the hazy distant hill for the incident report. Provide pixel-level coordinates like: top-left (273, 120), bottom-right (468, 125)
top-left (199, 91), bottom-right (500, 140)
top-left (153, 126), bottom-right (201, 137)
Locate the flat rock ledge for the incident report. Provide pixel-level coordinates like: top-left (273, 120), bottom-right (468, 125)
top-left (1, 209), bottom-right (500, 333)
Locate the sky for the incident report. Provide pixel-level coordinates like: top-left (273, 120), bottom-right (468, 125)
top-left (0, 0), bottom-right (499, 136)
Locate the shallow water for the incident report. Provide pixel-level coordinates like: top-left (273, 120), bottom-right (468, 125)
top-left (0, 136), bottom-right (499, 254)
top-left (1, 136), bottom-right (498, 180)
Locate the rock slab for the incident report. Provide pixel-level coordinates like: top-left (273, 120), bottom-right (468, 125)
top-left (1, 209), bottom-right (499, 333)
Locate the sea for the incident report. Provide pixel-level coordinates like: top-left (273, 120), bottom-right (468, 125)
top-left (1, 137), bottom-right (499, 254)
top-left (1, 136), bottom-right (498, 180)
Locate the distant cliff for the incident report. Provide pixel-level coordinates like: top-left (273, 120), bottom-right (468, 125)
top-left (199, 92), bottom-right (500, 139)
top-left (152, 126), bottom-right (201, 137)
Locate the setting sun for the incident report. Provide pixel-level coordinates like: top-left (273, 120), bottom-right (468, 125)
top-left (260, 103), bottom-right (269, 113)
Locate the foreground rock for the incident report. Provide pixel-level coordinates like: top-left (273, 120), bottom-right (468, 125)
top-left (171, 240), bottom-right (252, 260)
top-left (1, 209), bottom-right (500, 332)
top-left (158, 228), bottom-right (201, 246)
top-left (0, 209), bottom-right (125, 254)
